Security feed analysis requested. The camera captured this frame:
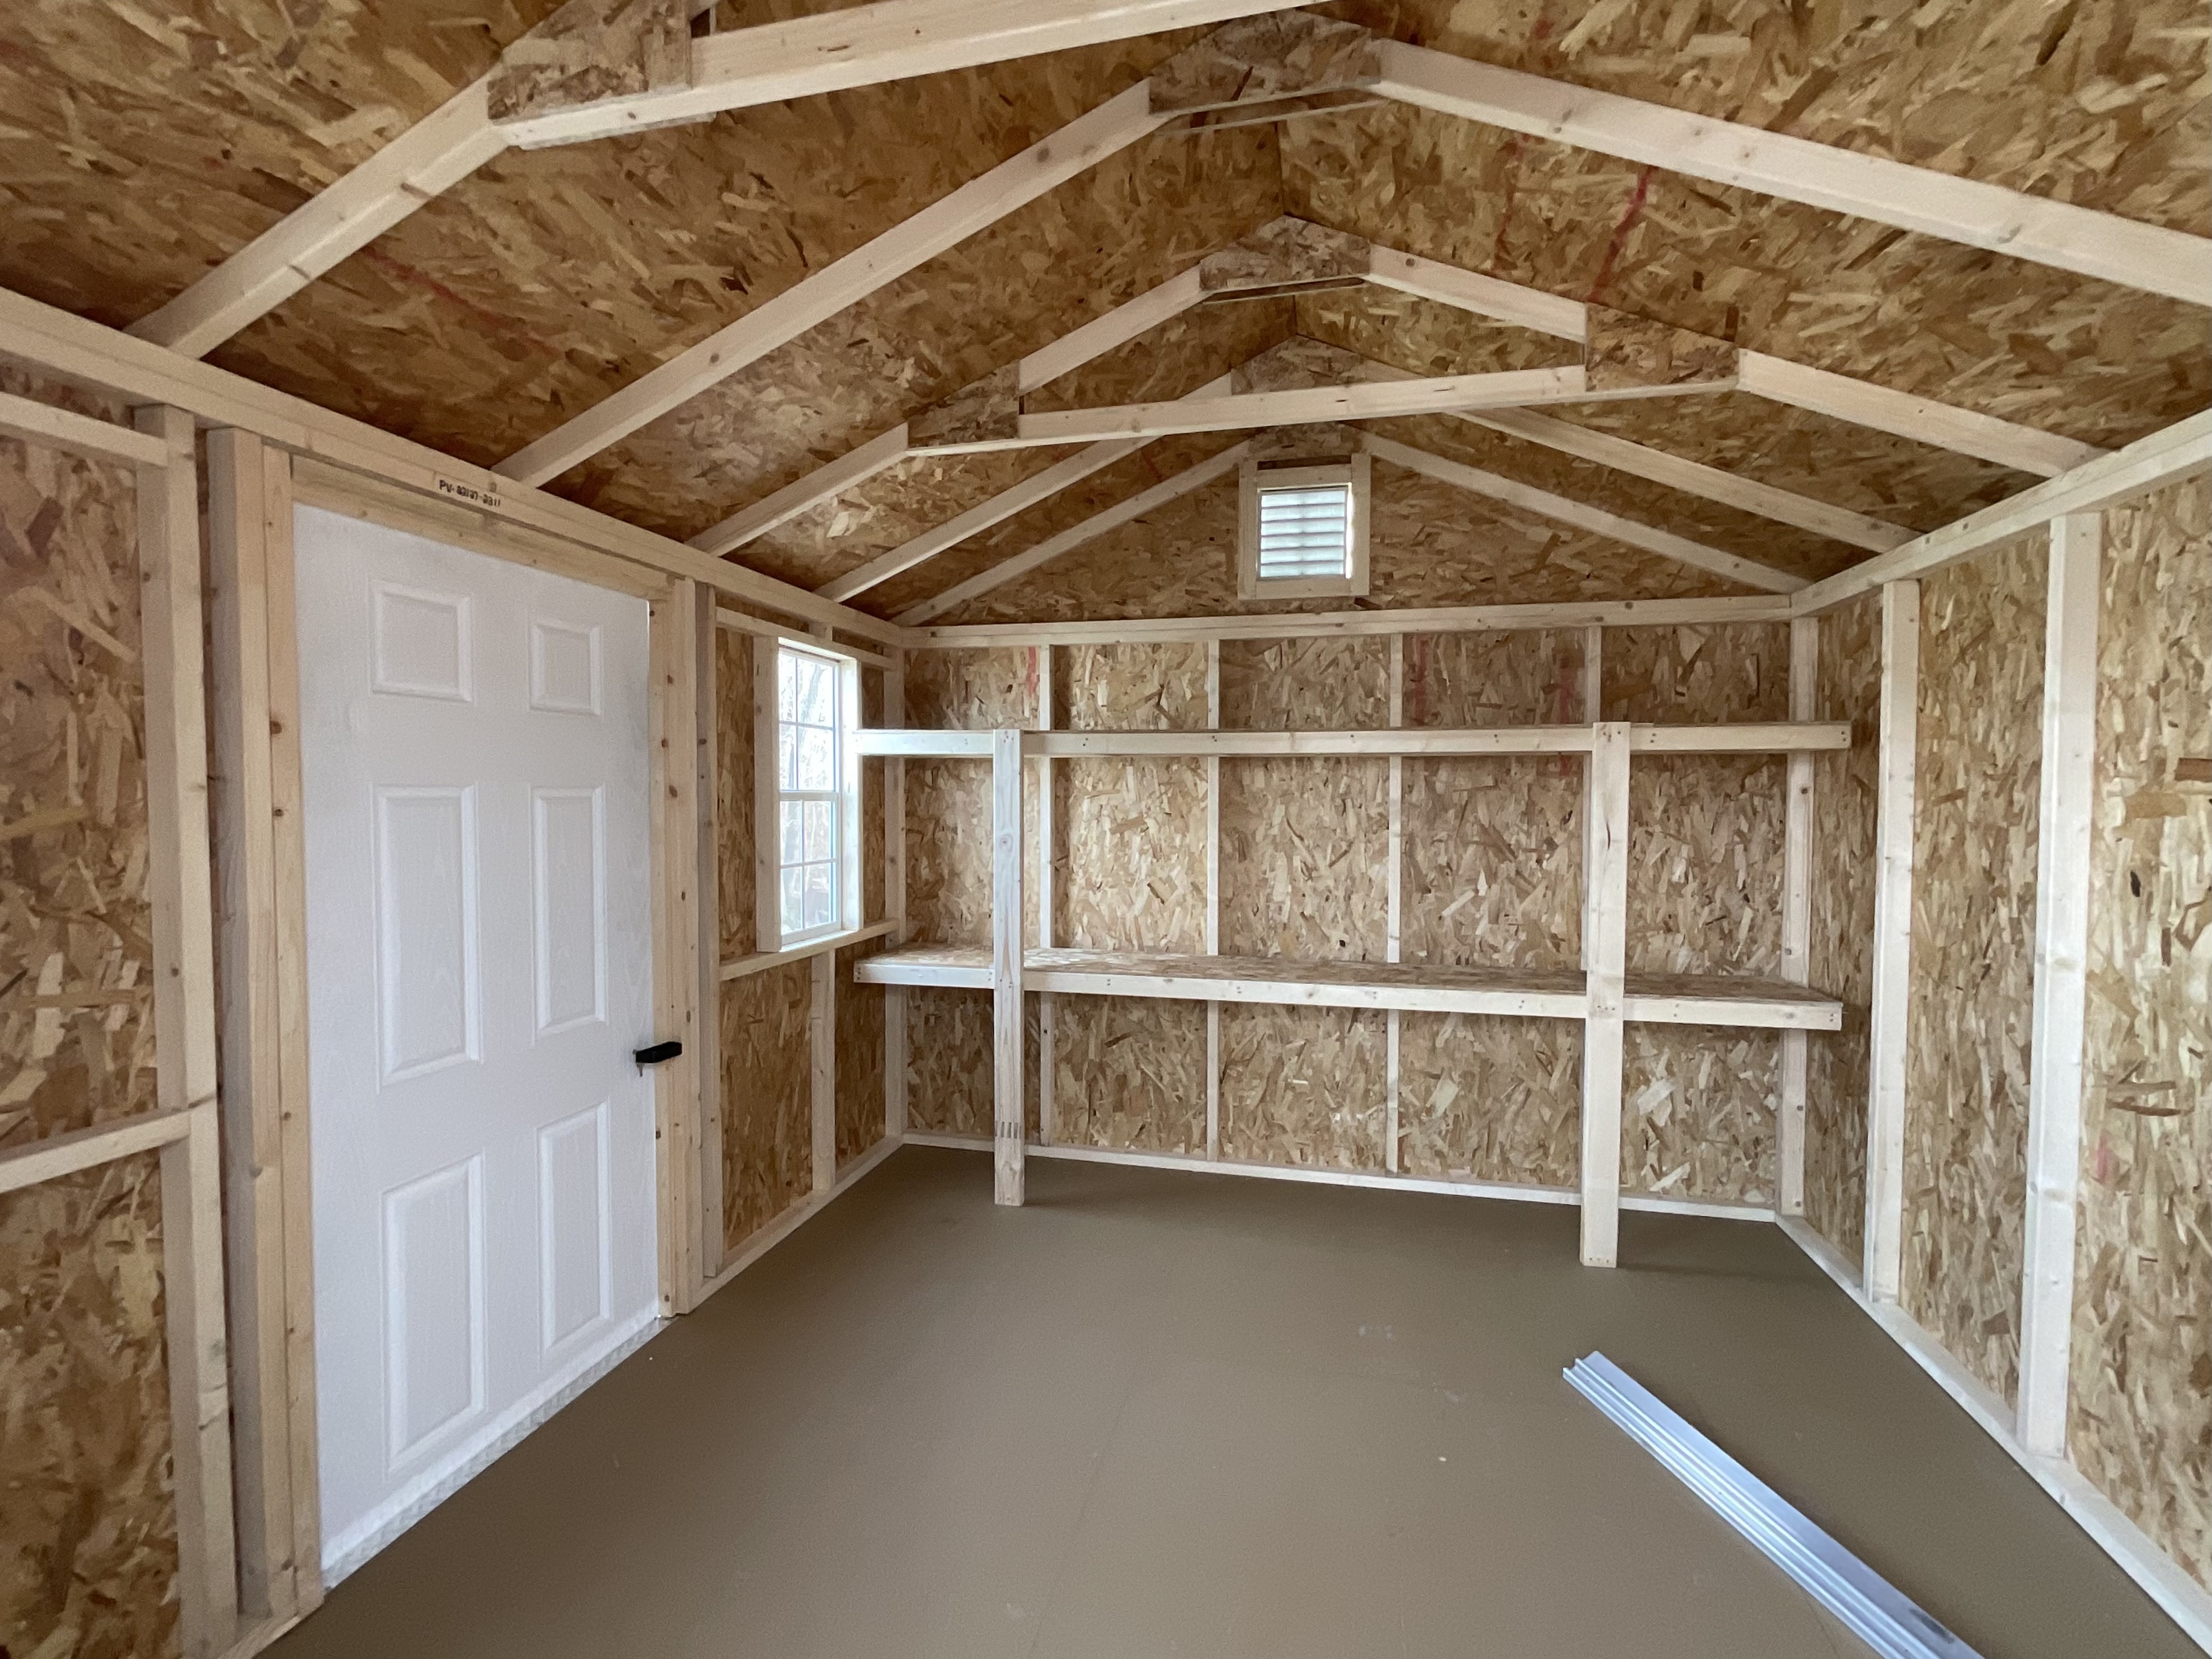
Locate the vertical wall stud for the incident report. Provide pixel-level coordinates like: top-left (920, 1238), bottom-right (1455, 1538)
top-left (1204, 638), bottom-right (1222, 1161)
top-left (1581, 623), bottom-right (1604, 970)
top-left (1580, 720), bottom-right (1630, 1268)
top-left (1386, 632), bottom-right (1405, 1174)
top-left (991, 726), bottom-right (1026, 1205)
top-left (260, 448), bottom-right (322, 1612)
top-left (2018, 514), bottom-right (2101, 1457)
top-left (752, 634), bottom-right (779, 954)
top-left (1778, 616), bottom-right (1818, 1215)
top-left (649, 579), bottom-right (705, 1314)
top-left (809, 623), bottom-right (839, 1194)
top-left (884, 657), bottom-right (908, 1139)
top-left (1035, 645), bottom-right (1056, 1145)
top-left (1864, 579), bottom-right (1920, 1302)
top-left (135, 404), bottom-right (241, 1656)
top-left (695, 594), bottom-right (723, 1275)
top-left (206, 428), bottom-right (298, 1623)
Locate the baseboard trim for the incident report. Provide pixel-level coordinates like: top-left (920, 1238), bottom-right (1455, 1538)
top-left (1778, 1215), bottom-right (2212, 1652)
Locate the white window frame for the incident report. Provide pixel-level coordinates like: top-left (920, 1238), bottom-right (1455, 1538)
top-left (1237, 452), bottom-right (1371, 600)
top-left (754, 635), bottom-right (863, 950)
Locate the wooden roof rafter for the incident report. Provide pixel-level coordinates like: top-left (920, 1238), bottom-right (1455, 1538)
top-left (696, 212), bottom-right (2094, 619)
top-left (123, 9), bottom-right (2202, 506)
top-left (124, 0), bottom-right (1316, 360)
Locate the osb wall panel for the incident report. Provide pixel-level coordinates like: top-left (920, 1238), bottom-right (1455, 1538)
top-left (1902, 538), bottom-right (2048, 1407)
top-left (932, 456), bottom-right (1743, 627)
top-left (903, 647), bottom-right (1038, 948)
top-left (1219, 638), bottom-right (1389, 962)
top-left (1051, 997), bottom-right (1208, 1155)
top-left (2070, 478), bottom-right (2211, 1589)
top-left (1281, 97), bottom-right (2207, 466)
top-left (834, 940), bottom-right (886, 1171)
top-left (716, 628), bottom-right (756, 961)
top-left (1053, 642), bottom-right (1208, 953)
top-left (1219, 1004), bottom-right (1387, 1172)
top-left (1621, 1028), bottom-right (1778, 1205)
top-left (0, 1159), bottom-right (178, 1659)
top-left (1398, 1013), bottom-right (1579, 1188)
top-left (1, 412), bottom-right (154, 1144)
top-left (1805, 593), bottom-right (1882, 1263)
top-left (1402, 630), bottom-right (1587, 971)
top-left (1605, 625), bottom-right (1788, 1202)
top-left (0, 399), bottom-right (176, 1657)
top-left (722, 962), bottom-right (813, 1254)
top-left (905, 988), bottom-right (1040, 1141)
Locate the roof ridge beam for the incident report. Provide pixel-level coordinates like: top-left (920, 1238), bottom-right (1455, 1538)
top-left (1362, 434), bottom-right (1803, 594)
top-left (126, 1), bottom-right (1307, 359)
top-left (1370, 39), bottom-right (2211, 307)
top-left (688, 265), bottom-right (1207, 558)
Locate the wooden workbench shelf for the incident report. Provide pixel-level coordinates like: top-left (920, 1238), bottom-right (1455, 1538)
top-left (853, 721), bottom-right (1850, 759)
top-left (854, 947), bottom-right (1841, 1032)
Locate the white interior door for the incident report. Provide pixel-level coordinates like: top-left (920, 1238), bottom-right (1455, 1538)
top-left (294, 507), bottom-right (659, 1581)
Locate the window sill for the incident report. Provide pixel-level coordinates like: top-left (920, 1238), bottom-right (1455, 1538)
top-left (718, 918), bottom-right (900, 983)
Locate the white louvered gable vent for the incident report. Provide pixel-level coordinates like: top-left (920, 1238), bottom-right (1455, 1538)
top-left (1255, 483), bottom-right (1352, 580)
top-left (1238, 452), bottom-right (1370, 599)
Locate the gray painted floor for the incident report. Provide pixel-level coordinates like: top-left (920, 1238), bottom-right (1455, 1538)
top-left (267, 1146), bottom-right (2195, 1658)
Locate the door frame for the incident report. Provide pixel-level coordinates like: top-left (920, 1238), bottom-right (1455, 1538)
top-left (205, 438), bottom-right (716, 1632)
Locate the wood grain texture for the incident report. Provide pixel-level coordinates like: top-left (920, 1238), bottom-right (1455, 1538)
top-left (1398, 1012), bottom-right (1579, 1186)
top-left (1218, 1003), bottom-right (1387, 1171)
top-left (1901, 536), bottom-right (2047, 1406)
top-left (905, 987), bottom-right (1039, 1140)
top-left (834, 939), bottom-right (887, 1172)
top-left (0, 1157), bottom-right (178, 1659)
top-left (721, 962), bottom-right (812, 1254)
top-left (1804, 592), bottom-right (1882, 1263)
top-left (1620, 1027), bottom-right (1777, 1204)
top-left (714, 627), bottom-right (754, 962)
top-left (2069, 477), bottom-right (2211, 1589)
top-left (0, 378), bottom-right (178, 1659)
top-left (1051, 996), bottom-right (1208, 1154)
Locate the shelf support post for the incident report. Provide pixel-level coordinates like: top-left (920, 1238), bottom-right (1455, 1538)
top-left (992, 725), bottom-right (1026, 1205)
top-left (1778, 616), bottom-right (1818, 1214)
top-left (1580, 720), bottom-right (1630, 1266)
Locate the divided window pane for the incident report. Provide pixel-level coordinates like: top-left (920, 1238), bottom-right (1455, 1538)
top-left (774, 644), bottom-right (851, 941)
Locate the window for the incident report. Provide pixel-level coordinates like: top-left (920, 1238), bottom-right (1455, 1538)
top-left (771, 642), bottom-right (858, 943)
top-left (1237, 453), bottom-right (1370, 599)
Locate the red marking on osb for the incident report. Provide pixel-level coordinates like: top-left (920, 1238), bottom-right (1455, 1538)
top-left (1585, 165), bottom-right (1656, 305)
top-left (361, 247), bottom-right (560, 359)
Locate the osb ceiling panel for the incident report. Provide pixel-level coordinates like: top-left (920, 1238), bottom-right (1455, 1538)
top-left (931, 456), bottom-right (1746, 628)
top-left (749, 297), bottom-right (1291, 594)
top-left (567, 124), bottom-right (1285, 540)
top-left (0, 1), bottom-right (565, 329)
top-left (1330, 0), bottom-right (2211, 235)
top-left (1353, 411), bottom-right (1857, 586)
top-left (1280, 99), bottom-right (2210, 456)
top-left (863, 430), bottom-right (1248, 619)
top-left (205, 33), bottom-right (1234, 477)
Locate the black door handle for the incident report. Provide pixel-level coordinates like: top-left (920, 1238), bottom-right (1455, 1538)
top-left (632, 1040), bottom-right (683, 1072)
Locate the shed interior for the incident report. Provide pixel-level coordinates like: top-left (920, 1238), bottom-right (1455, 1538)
top-left (0, 3), bottom-right (2206, 1656)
